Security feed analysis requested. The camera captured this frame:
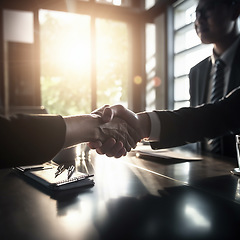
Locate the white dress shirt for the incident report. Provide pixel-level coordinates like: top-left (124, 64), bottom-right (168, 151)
top-left (207, 35), bottom-right (240, 102)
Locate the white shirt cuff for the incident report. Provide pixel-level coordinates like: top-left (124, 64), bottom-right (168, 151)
top-left (146, 112), bottom-right (160, 142)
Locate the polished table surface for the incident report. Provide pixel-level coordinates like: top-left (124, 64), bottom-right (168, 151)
top-left (1, 145), bottom-right (240, 240)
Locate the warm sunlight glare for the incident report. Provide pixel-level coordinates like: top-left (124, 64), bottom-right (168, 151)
top-left (56, 37), bottom-right (90, 70)
top-left (40, 9), bottom-right (128, 115)
top-left (40, 10), bottom-right (90, 72)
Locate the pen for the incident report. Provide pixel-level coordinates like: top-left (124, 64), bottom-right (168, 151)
top-left (31, 166), bottom-right (53, 171)
top-left (55, 165), bottom-right (65, 178)
top-left (67, 165), bottom-right (75, 179)
top-left (15, 165), bottom-right (53, 172)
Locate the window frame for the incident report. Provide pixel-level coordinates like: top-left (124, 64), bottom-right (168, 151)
top-left (0, 0), bottom-right (147, 114)
top-left (170, 0), bottom-right (214, 110)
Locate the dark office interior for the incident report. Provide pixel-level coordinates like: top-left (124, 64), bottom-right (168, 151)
top-left (1, 0), bottom-right (240, 239)
top-left (0, 0), bottom-right (179, 117)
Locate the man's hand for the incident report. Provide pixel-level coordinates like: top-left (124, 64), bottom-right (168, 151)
top-left (89, 105), bottom-right (150, 158)
top-left (98, 116), bottom-right (138, 152)
top-left (89, 138), bottom-right (127, 158)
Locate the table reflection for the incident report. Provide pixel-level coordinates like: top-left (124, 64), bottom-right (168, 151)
top-left (235, 178), bottom-right (240, 201)
top-left (94, 185), bottom-right (240, 240)
top-left (2, 146), bottom-right (240, 240)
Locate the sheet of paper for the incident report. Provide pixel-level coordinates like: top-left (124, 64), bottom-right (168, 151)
top-left (132, 144), bottom-right (202, 161)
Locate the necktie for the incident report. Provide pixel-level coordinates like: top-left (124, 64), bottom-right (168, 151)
top-left (211, 59), bottom-right (225, 103)
top-left (209, 59), bottom-right (225, 154)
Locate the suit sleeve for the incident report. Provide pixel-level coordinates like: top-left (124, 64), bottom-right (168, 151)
top-left (151, 87), bottom-right (240, 150)
top-left (0, 114), bottom-right (66, 168)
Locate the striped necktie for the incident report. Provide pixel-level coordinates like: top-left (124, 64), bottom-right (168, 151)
top-left (211, 59), bottom-right (225, 103)
top-left (209, 59), bottom-right (225, 154)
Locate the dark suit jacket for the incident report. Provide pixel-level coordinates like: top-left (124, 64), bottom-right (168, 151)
top-left (188, 41), bottom-right (240, 157)
top-left (0, 114), bottom-right (65, 168)
top-left (150, 87), bottom-right (240, 155)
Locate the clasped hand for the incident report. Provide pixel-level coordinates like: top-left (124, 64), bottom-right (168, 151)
top-left (89, 105), bottom-right (150, 158)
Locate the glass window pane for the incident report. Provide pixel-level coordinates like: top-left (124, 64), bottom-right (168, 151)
top-left (173, 0), bottom-right (213, 108)
top-left (174, 0), bottom-right (197, 30)
top-left (174, 76), bottom-right (189, 101)
top-left (145, 23), bottom-right (157, 111)
top-left (95, 0), bottom-right (130, 6)
top-left (174, 100), bottom-right (190, 110)
top-left (40, 10), bottom-right (91, 115)
top-left (174, 44), bottom-right (212, 78)
top-left (174, 26), bottom-right (201, 53)
top-left (96, 18), bottom-right (129, 107)
top-left (145, 0), bottom-right (157, 10)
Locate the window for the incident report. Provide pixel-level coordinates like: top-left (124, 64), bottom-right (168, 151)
top-left (173, 0), bottom-right (212, 109)
top-left (145, 23), bottom-right (157, 111)
top-left (95, 0), bottom-right (130, 7)
top-left (96, 18), bottom-right (129, 108)
top-left (145, 0), bottom-right (157, 10)
top-left (39, 10), bottom-right (129, 115)
top-left (39, 10), bottom-right (91, 115)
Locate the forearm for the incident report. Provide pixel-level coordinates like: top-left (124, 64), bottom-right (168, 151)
top-left (0, 114), bottom-right (65, 168)
top-left (63, 114), bottom-right (101, 148)
top-left (63, 114), bottom-right (136, 152)
top-left (151, 87), bottom-right (240, 149)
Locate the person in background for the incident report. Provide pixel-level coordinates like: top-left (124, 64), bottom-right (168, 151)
top-left (89, 87), bottom-right (240, 159)
top-left (0, 112), bottom-right (138, 168)
top-left (189, 0), bottom-right (240, 157)
top-left (90, 0), bottom-right (240, 158)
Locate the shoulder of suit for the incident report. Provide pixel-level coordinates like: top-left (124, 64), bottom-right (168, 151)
top-left (190, 56), bottom-right (211, 72)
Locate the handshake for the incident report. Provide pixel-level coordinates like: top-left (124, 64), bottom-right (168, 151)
top-left (65, 86), bottom-right (240, 159)
top-left (88, 104), bottom-right (151, 158)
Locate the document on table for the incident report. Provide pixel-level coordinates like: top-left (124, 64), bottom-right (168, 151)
top-left (132, 144), bottom-right (202, 161)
